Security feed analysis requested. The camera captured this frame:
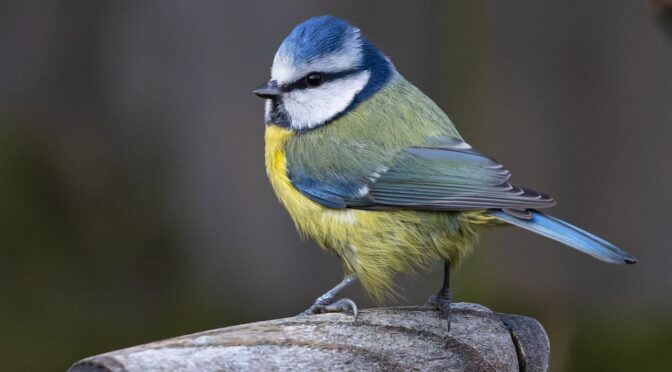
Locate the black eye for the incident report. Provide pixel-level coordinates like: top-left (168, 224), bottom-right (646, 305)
top-left (305, 73), bottom-right (324, 87)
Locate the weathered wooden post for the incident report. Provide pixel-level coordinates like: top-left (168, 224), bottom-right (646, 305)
top-left (69, 303), bottom-right (549, 371)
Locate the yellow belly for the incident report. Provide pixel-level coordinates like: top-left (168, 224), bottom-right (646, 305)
top-left (264, 125), bottom-right (478, 301)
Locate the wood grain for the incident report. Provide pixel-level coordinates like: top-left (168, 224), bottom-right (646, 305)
top-left (69, 303), bottom-right (549, 371)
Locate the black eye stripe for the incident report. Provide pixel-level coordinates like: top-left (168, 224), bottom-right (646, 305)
top-left (279, 68), bottom-right (363, 92)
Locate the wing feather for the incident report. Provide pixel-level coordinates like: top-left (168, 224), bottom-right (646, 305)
top-left (290, 136), bottom-right (555, 211)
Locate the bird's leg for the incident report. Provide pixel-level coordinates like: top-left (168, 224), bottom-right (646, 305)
top-left (299, 275), bottom-right (358, 320)
top-left (433, 260), bottom-right (453, 330)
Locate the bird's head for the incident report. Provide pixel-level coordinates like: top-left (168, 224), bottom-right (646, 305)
top-left (254, 15), bottom-right (394, 131)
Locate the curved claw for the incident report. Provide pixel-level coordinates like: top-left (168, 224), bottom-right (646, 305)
top-left (298, 275), bottom-right (359, 319)
top-left (321, 298), bottom-right (358, 321)
top-left (299, 297), bottom-right (359, 321)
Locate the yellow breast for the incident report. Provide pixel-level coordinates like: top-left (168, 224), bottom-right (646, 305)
top-left (264, 124), bottom-right (478, 301)
top-left (264, 125), bottom-right (355, 246)
top-left (264, 125), bottom-right (317, 217)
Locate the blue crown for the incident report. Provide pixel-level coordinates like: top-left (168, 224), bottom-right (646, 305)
top-left (278, 15), bottom-right (357, 64)
top-left (276, 16), bottom-right (395, 122)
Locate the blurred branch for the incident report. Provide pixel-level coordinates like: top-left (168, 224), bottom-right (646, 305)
top-left (647, 0), bottom-right (672, 40)
top-left (68, 303), bottom-right (549, 371)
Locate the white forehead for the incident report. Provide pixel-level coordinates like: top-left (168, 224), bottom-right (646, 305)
top-left (271, 29), bottom-right (363, 85)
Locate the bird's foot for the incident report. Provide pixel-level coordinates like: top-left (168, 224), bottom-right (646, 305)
top-left (298, 275), bottom-right (358, 319)
top-left (426, 292), bottom-right (452, 331)
top-left (299, 297), bottom-right (358, 320)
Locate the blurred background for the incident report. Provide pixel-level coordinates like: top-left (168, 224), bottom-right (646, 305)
top-left (1, 1), bottom-right (671, 370)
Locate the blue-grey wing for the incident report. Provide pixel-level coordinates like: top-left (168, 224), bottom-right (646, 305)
top-left (290, 137), bottom-right (554, 211)
top-left (290, 172), bottom-right (366, 209)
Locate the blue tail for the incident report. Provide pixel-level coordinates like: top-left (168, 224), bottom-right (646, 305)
top-left (490, 210), bottom-right (637, 264)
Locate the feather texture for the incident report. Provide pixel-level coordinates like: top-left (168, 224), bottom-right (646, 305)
top-left (265, 125), bottom-right (479, 301)
top-left (286, 78), bottom-right (554, 212)
top-left (264, 71), bottom-right (635, 302)
top-left (490, 210), bottom-right (636, 264)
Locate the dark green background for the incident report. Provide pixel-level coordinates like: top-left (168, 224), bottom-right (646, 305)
top-left (1, 1), bottom-right (670, 370)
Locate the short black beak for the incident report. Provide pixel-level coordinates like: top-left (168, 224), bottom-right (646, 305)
top-left (253, 80), bottom-right (281, 99)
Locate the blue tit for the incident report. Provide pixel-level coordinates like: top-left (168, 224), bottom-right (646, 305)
top-left (254, 15), bottom-right (636, 327)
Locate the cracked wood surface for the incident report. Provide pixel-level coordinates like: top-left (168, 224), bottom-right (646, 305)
top-left (69, 303), bottom-right (549, 371)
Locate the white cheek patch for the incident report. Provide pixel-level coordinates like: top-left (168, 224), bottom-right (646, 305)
top-left (282, 70), bottom-right (371, 130)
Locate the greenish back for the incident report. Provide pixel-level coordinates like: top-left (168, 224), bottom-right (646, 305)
top-left (285, 75), bottom-right (460, 187)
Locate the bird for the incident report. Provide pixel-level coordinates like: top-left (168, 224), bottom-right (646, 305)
top-left (253, 15), bottom-right (637, 328)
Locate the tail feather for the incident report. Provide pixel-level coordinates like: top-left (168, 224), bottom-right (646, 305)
top-left (490, 209), bottom-right (637, 264)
